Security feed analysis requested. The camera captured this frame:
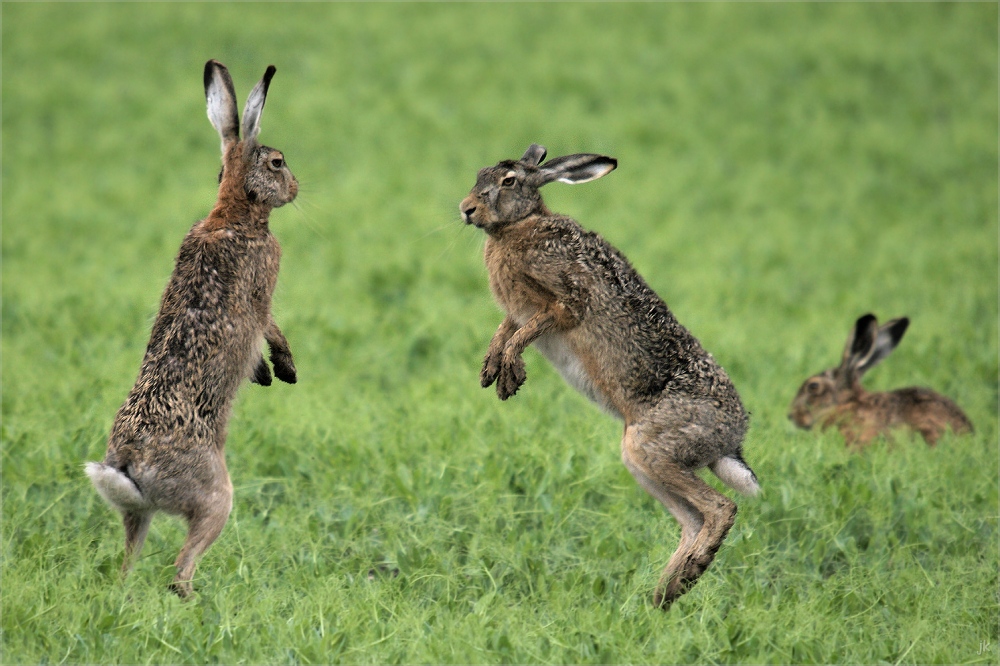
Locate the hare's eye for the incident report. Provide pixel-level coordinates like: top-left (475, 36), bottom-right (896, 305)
top-left (807, 380), bottom-right (823, 395)
top-left (501, 176), bottom-right (516, 187)
top-left (270, 158), bottom-right (284, 169)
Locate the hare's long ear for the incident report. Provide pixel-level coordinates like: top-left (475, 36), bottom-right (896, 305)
top-left (534, 153), bottom-right (618, 186)
top-left (857, 317), bottom-right (909, 375)
top-left (242, 65), bottom-right (276, 146)
top-left (521, 144), bottom-right (547, 166)
top-left (839, 313), bottom-right (884, 385)
top-left (204, 60), bottom-right (239, 148)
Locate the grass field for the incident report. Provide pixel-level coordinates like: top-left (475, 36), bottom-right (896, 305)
top-left (3, 3), bottom-right (997, 663)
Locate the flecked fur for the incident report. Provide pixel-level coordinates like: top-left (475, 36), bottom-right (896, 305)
top-left (789, 313), bottom-right (973, 448)
top-left (87, 60), bottom-right (298, 598)
top-left (460, 144), bottom-right (757, 610)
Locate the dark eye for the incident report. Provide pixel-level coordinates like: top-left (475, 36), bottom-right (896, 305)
top-left (501, 176), bottom-right (516, 187)
top-left (806, 380), bottom-right (823, 395)
top-left (270, 158), bottom-right (284, 169)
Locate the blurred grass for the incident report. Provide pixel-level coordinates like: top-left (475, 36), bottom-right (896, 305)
top-left (3, 2), bottom-right (997, 664)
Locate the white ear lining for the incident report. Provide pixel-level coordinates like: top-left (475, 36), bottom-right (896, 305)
top-left (242, 65), bottom-right (276, 144)
top-left (555, 162), bottom-right (616, 185)
top-left (205, 64), bottom-right (239, 146)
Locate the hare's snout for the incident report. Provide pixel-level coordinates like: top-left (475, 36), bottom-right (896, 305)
top-left (788, 410), bottom-right (812, 429)
top-left (460, 195), bottom-right (478, 226)
top-left (787, 396), bottom-right (821, 430)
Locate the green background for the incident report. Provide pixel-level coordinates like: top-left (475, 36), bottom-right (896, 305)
top-left (3, 3), bottom-right (997, 663)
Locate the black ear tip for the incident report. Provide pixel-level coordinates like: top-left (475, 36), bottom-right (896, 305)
top-left (204, 59), bottom-right (231, 92)
top-left (607, 157), bottom-right (619, 170)
top-left (203, 60), bottom-right (218, 89)
top-left (892, 317), bottom-right (910, 338)
top-left (855, 313), bottom-right (877, 330)
top-left (263, 65), bottom-right (277, 84)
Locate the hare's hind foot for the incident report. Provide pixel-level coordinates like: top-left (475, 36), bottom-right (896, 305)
top-left (170, 484), bottom-right (233, 599)
top-left (121, 511), bottom-right (153, 575)
top-left (169, 579), bottom-right (194, 599)
top-left (622, 427), bottom-right (738, 611)
top-left (652, 506), bottom-right (735, 609)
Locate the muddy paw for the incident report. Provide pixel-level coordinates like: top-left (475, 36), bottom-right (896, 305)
top-left (272, 354), bottom-right (297, 384)
top-left (480, 352), bottom-right (501, 388)
top-left (250, 356), bottom-right (273, 386)
top-left (496, 356), bottom-right (526, 400)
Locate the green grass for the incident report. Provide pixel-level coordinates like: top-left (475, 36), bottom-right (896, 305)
top-left (3, 3), bottom-right (997, 663)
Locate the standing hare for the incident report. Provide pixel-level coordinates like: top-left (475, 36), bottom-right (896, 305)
top-left (461, 144), bottom-right (758, 610)
top-left (86, 60), bottom-right (298, 597)
top-left (788, 313), bottom-right (973, 448)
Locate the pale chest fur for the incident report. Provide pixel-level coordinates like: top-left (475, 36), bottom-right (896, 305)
top-left (484, 237), bottom-right (541, 327)
top-left (483, 235), bottom-right (623, 420)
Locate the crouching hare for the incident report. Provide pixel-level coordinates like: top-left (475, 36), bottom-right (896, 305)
top-left (461, 144), bottom-right (758, 610)
top-left (86, 60), bottom-right (298, 597)
top-left (789, 313), bottom-right (973, 448)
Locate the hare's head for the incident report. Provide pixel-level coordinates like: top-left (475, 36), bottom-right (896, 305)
top-left (788, 313), bottom-right (909, 429)
top-left (460, 144), bottom-right (617, 234)
top-left (204, 60), bottom-right (297, 208)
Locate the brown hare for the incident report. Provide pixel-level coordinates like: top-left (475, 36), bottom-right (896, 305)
top-left (461, 144), bottom-right (758, 610)
top-left (86, 60), bottom-right (298, 597)
top-left (789, 313), bottom-right (973, 448)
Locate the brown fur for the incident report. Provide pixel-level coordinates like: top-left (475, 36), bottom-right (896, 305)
top-left (788, 313), bottom-right (973, 448)
top-left (461, 144), bottom-right (758, 610)
top-left (86, 60), bottom-right (297, 597)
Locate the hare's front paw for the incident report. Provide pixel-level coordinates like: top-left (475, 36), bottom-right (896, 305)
top-left (480, 351), bottom-right (501, 388)
top-left (496, 353), bottom-right (526, 400)
top-left (272, 352), bottom-right (297, 384)
top-left (250, 356), bottom-right (273, 386)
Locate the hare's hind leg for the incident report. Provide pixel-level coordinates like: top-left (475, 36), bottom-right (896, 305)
top-left (122, 511), bottom-right (153, 575)
top-left (622, 426), bottom-right (736, 610)
top-left (170, 481), bottom-right (233, 599)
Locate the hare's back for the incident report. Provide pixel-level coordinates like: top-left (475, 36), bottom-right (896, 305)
top-left (891, 387), bottom-right (974, 433)
top-left (110, 234), bottom-right (271, 445)
top-left (526, 221), bottom-right (738, 411)
top-left (569, 229), bottom-right (726, 398)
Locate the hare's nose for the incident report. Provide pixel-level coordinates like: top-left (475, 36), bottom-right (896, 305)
top-left (462, 205), bottom-right (477, 223)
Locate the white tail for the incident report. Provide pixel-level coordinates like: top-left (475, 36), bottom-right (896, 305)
top-left (710, 456), bottom-right (761, 497)
top-left (85, 463), bottom-right (151, 513)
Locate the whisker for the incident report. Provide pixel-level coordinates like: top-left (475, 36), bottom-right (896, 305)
top-left (287, 198), bottom-right (331, 242)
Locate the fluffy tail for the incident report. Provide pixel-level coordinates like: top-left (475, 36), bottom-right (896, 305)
top-left (85, 462), bottom-right (151, 513)
top-left (709, 454), bottom-right (761, 497)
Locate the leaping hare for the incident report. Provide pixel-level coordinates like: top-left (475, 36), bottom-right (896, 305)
top-left (788, 313), bottom-right (973, 448)
top-left (461, 144), bottom-right (758, 610)
top-left (86, 60), bottom-right (298, 597)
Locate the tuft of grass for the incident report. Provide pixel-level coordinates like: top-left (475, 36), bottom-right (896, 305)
top-left (3, 3), bottom-right (997, 664)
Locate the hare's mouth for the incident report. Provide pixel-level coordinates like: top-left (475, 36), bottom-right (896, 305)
top-left (788, 412), bottom-right (812, 429)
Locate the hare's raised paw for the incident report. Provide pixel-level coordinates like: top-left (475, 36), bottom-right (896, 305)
top-left (251, 357), bottom-right (273, 386)
top-left (480, 352), bottom-right (501, 388)
top-left (496, 356), bottom-right (526, 400)
top-left (272, 354), bottom-right (297, 384)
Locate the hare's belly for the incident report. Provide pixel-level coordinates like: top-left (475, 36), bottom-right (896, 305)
top-left (533, 333), bottom-right (622, 420)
